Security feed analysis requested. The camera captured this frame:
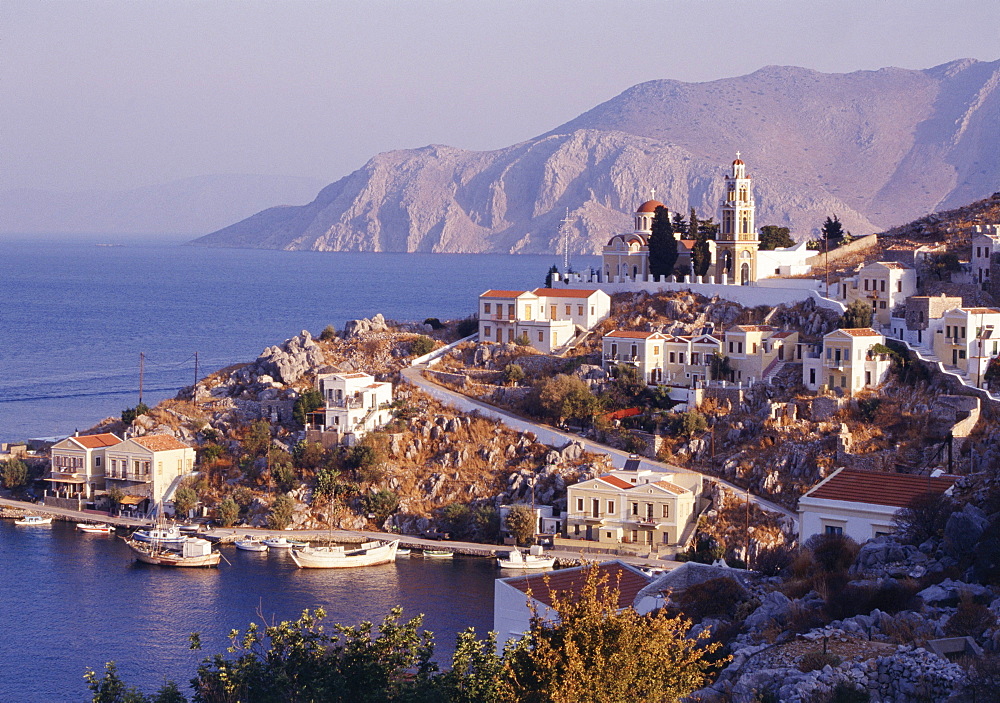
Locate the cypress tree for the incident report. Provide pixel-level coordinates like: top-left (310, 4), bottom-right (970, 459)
top-left (648, 206), bottom-right (678, 278)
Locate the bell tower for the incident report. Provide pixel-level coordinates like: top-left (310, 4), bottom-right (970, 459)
top-left (714, 153), bottom-right (758, 284)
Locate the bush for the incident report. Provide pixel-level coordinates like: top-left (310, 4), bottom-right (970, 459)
top-left (825, 579), bottom-right (920, 621)
top-left (944, 592), bottom-right (997, 639)
top-left (456, 316), bottom-right (478, 338)
top-left (838, 300), bottom-right (873, 329)
top-left (360, 489), bottom-right (399, 526)
top-left (266, 494), bottom-right (295, 530)
top-left (121, 402), bottom-right (150, 425)
top-left (319, 324), bottom-right (337, 341)
top-left (893, 491), bottom-right (955, 545)
top-left (411, 335), bottom-right (435, 357)
top-left (754, 545), bottom-right (795, 577)
top-left (172, 486), bottom-right (199, 519)
top-left (798, 651), bottom-right (842, 673)
top-left (505, 504), bottom-right (536, 546)
top-left (804, 533), bottom-right (860, 573)
top-left (219, 497), bottom-right (240, 527)
top-left (423, 317), bottom-right (444, 330)
top-left (678, 577), bottom-right (747, 620)
top-left (293, 389), bottom-right (324, 426)
top-left (513, 333), bottom-right (531, 347)
top-left (1, 458), bottom-right (29, 490)
top-left (501, 363), bottom-right (525, 386)
top-left (199, 444), bottom-right (225, 463)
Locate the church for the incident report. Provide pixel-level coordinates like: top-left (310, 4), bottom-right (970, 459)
top-left (602, 156), bottom-right (812, 284)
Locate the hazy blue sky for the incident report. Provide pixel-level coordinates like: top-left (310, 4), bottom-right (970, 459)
top-left (4, 0), bottom-right (998, 193)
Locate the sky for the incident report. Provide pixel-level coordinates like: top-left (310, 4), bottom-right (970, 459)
top-left (3, 0), bottom-right (998, 194)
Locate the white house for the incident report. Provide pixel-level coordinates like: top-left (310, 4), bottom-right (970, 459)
top-left (834, 262), bottom-right (917, 328)
top-left (798, 468), bottom-right (956, 543)
top-left (601, 330), bottom-right (667, 384)
top-left (661, 334), bottom-right (723, 387)
top-left (45, 432), bottom-right (122, 504)
top-left (478, 288), bottom-right (611, 353)
top-left (104, 435), bottom-right (196, 516)
top-left (801, 328), bottom-right (892, 395)
top-left (931, 307), bottom-right (1000, 386)
top-left (493, 560), bottom-right (651, 651)
top-left (307, 372), bottom-right (394, 446)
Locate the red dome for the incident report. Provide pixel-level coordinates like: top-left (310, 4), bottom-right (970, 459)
top-left (733, 158), bottom-right (744, 165)
top-left (636, 199), bottom-right (665, 214)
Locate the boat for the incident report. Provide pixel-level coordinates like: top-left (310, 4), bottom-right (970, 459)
top-left (77, 522), bottom-right (113, 534)
top-left (262, 536), bottom-right (308, 549)
top-left (290, 539), bottom-right (399, 569)
top-left (131, 525), bottom-right (186, 547)
top-left (14, 515), bottom-right (53, 526)
top-left (234, 536), bottom-right (268, 552)
top-left (125, 537), bottom-right (221, 567)
top-left (423, 549), bottom-right (454, 559)
top-left (396, 547), bottom-right (412, 557)
top-left (497, 547), bottom-right (555, 570)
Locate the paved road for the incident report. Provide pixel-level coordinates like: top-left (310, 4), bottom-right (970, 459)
top-left (402, 364), bottom-right (798, 525)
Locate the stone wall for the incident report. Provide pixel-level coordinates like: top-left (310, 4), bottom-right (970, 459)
top-left (803, 233), bottom-right (879, 267)
top-left (904, 294), bottom-right (963, 331)
top-left (425, 369), bottom-right (468, 388)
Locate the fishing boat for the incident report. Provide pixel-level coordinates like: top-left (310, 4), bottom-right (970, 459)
top-left (262, 536), bottom-right (307, 549)
top-left (423, 549), bottom-right (454, 559)
top-left (497, 547), bottom-right (555, 570)
top-left (131, 524), bottom-right (186, 547)
top-left (77, 522), bottom-right (113, 534)
top-left (14, 515), bottom-right (53, 526)
top-left (396, 547), bottom-right (412, 557)
top-left (125, 537), bottom-right (221, 567)
top-left (290, 539), bottom-right (398, 569)
top-left (234, 536), bottom-right (268, 552)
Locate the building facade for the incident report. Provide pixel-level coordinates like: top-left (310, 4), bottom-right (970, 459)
top-left (46, 432), bottom-right (122, 502)
top-left (972, 225), bottom-right (1000, 290)
top-left (801, 328), bottom-right (892, 395)
top-left (835, 262), bottom-right (917, 328)
top-left (104, 435), bottom-right (195, 516)
top-left (714, 156), bottom-right (759, 285)
top-left (478, 288), bottom-right (611, 353)
top-left (601, 330), bottom-right (667, 384)
top-left (307, 372), bottom-right (394, 446)
top-left (931, 307), bottom-right (1000, 386)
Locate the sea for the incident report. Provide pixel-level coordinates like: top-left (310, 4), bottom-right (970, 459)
top-left (0, 235), bottom-right (598, 700)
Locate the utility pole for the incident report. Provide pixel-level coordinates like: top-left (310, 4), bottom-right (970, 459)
top-left (194, 351), bottom-right (199, 403)
top-left (139, 352), bottom-right (145, 405)
top-left (745, 486), bottom-right (752, 570)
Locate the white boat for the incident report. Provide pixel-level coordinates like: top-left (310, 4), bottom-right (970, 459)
top-left (131, 525), bottom-right (186, 547)
top-left (126, 537), bottom-right (221, 568)
top-left (423, 549), bottom-right (454, 559)
top-left (290, 539), bottom-right (398, 569)
top-left (497, 548), bottom-right (556, 570)
top-left (396, 547), bottom-right (412, 557)
top-left (234, 536), bottom-right (268, 552)
top-left (14, 515), bottom-right (53, 526)
top-left (77, 522), bottom-right (113, 534)
top-left (262, 536), bottom-right (307, 549)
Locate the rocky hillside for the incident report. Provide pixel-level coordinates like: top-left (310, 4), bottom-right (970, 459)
top-left (192, 58), bottom-right (1000, 254)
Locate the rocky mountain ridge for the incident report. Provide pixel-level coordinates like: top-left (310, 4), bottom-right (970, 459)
top-left (192, 58), bottom-right (1000, 255)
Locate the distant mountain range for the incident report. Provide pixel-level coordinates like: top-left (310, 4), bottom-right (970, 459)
top-left (190, 58), bottom-right (1000, 255)
top-left (0, 174), bottom-right (327, 236)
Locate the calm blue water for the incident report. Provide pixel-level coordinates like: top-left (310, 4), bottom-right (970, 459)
top-left (0, 520), bottom-right (498, 701)
top-left (0, 235), bottom-right (596, 440)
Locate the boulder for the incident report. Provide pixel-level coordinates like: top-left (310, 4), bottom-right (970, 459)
top-left (343, 314), bottom-right (390, 338)
top-left (943, 504), bottom-right (988, 559)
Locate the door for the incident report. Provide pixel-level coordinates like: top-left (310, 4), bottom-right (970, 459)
top-left (953, 349), bottom-right (958, 365)
top-left (740, 262), bottom-right (750, 285)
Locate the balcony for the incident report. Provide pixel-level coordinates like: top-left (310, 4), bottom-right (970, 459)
top-left (327, 397), bottom-right (364, 409)
top-left (491, 314), bottom-right (516, 321)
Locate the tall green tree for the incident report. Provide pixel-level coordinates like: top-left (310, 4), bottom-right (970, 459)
top-left (671, 212), bottom-right (688, 238)
top-left (698, 217), bottom-right (719, 240)
top-left (172, 486), bottom-right (199, 519)
top-left (2, 457), bottom-right (29, 490)
top-left (218, 497), bottom-right (240, 527)
top-left (293, 389), bottom-right (324, 426)
top-left (822, 215), bottom-right (845, 247)
top-left (505, 504), bottom-right (538, 546)
top-left (758, 225), bottom-right (794, 250)
top-left (544, 264), bottom-right (559, 287)
top-left (688, 208), bottom-right (699, 242)
top-left (647, 206), bottom-right (678, 278)
top-left (692, 232), bottom-right (712, 277)
top-left (839, 299), bottom-right (873, 329)
top-left (266, 493), bottom-right (295, 530)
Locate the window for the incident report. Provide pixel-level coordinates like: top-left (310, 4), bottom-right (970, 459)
top-left (864, 279), bottom-right (869, 291)
top-left (507, 304), bottom-right (514, 317)
top-left (752, 343), bottom-right (758, 354)
top-left (653, 346), bottom-right (659, 355)
top-left (578, 305), bottom-right (584, 316)
top-left (607, 500), bottom-right (615, 515)
top-left (729, 342), bottom-right (734, 353)
top-left (630, 502), bottom-right (638, 515)
top-left (669, 352), bottom-right (676, 363)
top-left (880, 301), bottom-right (887, 309)
top-left (645, 503), bottom-right (654, 520)
top-left (551, 305), bottom-right (557, 319)
top-left (537, 331), bottom-right (543, 342)
top-left (157, 461), bottom-right (163, 475)
top-left (959, 350), bottom-right (966, 359)
top-left (661, 504), bottom-right (669, 518)
top-left (565, 305), bottom-right (571, 315)
top-left (484, 326), bottom-right (491, 339)
top-left (610, 343), bottom-right (617, 357)
top-left (524, 305), bottom-right (532, 320)
top-left (484, 303), bottom-right (491, 314)
top-left (946, 325), bottom-right (951, 338)
top-left (631, 344), bottom-right (638, 358)
top-left (692, 352), bottom-right (700, 364)
top-left (962, 327), bottom-right (966, 338)
top-left (95, 457), bottom-right (101, 467)
top-left (590, 306), bottom-right (595, 315)
top-left (825, 525), bottom-right (844, 536)
top-left (880, 280), bottom-right (886, 292)
top-left (576, 498), bottom-right (584, 512)
top-left (829, 375), bottom-right (835, 388)
top-left (679, 352), bottom-right (685, 364)
top-left (738, 342), bottom-right (744, 354)
top-left (897, 280), bottom-right (902, 292)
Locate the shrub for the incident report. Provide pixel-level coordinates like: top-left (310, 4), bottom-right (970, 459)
top-left (945, 592), bottom-right (997, 639)
top-left (513, 333), bottom-right (531, 347)
top-left (172, 486), bottom-right (199, 519)
top-left (505, 504), bottom-right (536, 546)
top-left (893, 491), bottom-right (956, 545)
top-left (199, 444), bottom-right (225, 463)
top-left (501, 363), bottom-right (525, 386)
top-left (121, 402), bottom-right (150, 425)
top-left (423, 317), bottom-right (444, 330)
top-left (456, 316), bottom-right (478, 338)
top-left (319, 324), bottom-right (337, 341)
top-left (219, 497), bottom-right (240, 527)
top-left (266, 494), bottom-right (295, 530)
top-left (754, 545), bottom-right (795, 577)
top-left (360, 489), bottom-right (399, 526)
top-left (798, 651), bottom-right (841, 673)
top-left (293, 389), bottom-right (324, 426)
top-left (838, 300), bottom-right (873, 329)
top-left (678, 577), bottom-right (747, 620)
top-left (804, 533), bottom-right (859, 573)
top-left (825, 579), bottom-right (920, 621)
top-left (1, 458), bottom-right (29, 490)
top-left (411, 335), bottom-right (435, 356)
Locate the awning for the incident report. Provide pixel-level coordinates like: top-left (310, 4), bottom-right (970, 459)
top-left (45, 475), bottom-right (85, 484)
top-left (117, 495), bottom-right (147, 505)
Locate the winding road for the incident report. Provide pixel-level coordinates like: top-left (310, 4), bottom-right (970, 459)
top-left (402, 364), bottom-right (798, 526)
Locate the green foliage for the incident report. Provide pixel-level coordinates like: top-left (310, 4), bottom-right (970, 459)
top-left (172, 486), bottom-right (199, 519)
top-left (292, 440), bottom-right (327, 470)
top-left (411, 335), bottom-right (436, 357)
top-left (360, 489), bottom-right (399, 526)
top-left (271, 454), bottom-right (297, 493)
top-left (241, 419), bottom-right (271, 458)
top-left (927, 252), bottom-right (962, 280)
top-left (804, 532), bottom-right (860, 574)
top-left (2, 457), bottom-right (29, 490)
top-left (692, 231), bottom-right (712, 277)
top-left (648, 206), bottom-right (678, 278)
top-left (798, 651), bottom-right (842, 673)
top-left (85, 661), bottom-right (184, 703)
top-left (319, 324), bottom-right (337, 341)
top-left (107, 486), bottom-right (125, 508)
top-left (822, 215), bottom-right (844, 245)
top-left (218, 497), bottom-right (240, 527)
top-left (198, 444), bottom-right (225, 464)
top-left (679, 535), bottom-right (725, 564)
top-left (544, 264), bottom-right (559, 287)
top-left (506, 564), bottom-right (719, 702)
top-left (231, 485), bottom-right (255, 509)
top-left (121, 402), bottom-right (150, 426)
top-left (501, 363), bottom-right (525, 386)
top-left (346, 435), bottom-right (387, 484)
top-left (709, 352), bottom-right (733, 381)
top-left (472, 505), bottom-right (501, 544)
top-left (535, 374), bottom-right (600, 425)
top-left (678, 577), bottom-right (747, 620)
top-left (839, 299), bottom-right (873, 329)
top-left (669, 410), bottom-right (707, 438)
top-left (672, 211), bottom-right (688, 237)
top-left (293, 388), bottom-right (324, 426)
top-left (893, 492), bottom-right (955, 545)
top-left (423, 317), bottom-right (444, 330)
top-left (603, 363), bottom-right (646, 410)
top-left (266, 493), bottom-right (295, 530)
top-left (513, 333), bottom-right (531, 347)
top-left (856, 396), bottom-right (881, 423)
top-left (698, 216), bottom-right (719, 240)
top-left (758, 225), bottom-right (794, 250)
top-left (505, 504), bottom-right (537, 546)
top-left (456, 316), bottom-right (479, 338)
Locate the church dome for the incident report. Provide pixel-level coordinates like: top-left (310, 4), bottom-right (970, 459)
top-left (732, 158), bottom-right (744, 165)
top-left (636, 200), bottom-right (665, 214)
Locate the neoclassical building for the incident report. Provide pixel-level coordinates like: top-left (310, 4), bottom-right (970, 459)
top-left (715, 155), bottom-right (759, 285)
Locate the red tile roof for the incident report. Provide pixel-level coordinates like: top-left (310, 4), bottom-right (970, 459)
top-left (73, 433), bottom-right (122, 449)
top-left (532, 288), bottom-right (601, 299)
top-left (599, 408), bottom-right (642, 422)
top-left (839, 328), bottom-right (881, 337)
top-left (963, 308), bottom-right (1000, 315)
top-left (733, 325), bottom-right (775, 332)
top-left (636, 199), bottom-right (665, 214)
top-left (481, 289), bottom-right (527, 298)
top-left (804, 469), bottom-right (955, 509)
top-left (598, 474), bottom-right (633, 489)
top-left (605, 330), bottom-right (658, 339)
top-left (504, 561), bottom-right (650, 608)
top-left (130, 435), bottom-right (191, 452)
top-left (651, 480), bottom-right (688, 495)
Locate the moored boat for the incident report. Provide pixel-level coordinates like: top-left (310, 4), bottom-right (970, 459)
top-left (290, 539), bottom-right (398, 568)
top-left (77, 522), bottom-right (113, 534)
top-left (497, 547), bottom-right (555, 570)
top-left (125, 537), bottom-right (221, 567)
top-left (234, 536), bottom-right (268, 552)
top-left (262, 536), bottom-right (307, 549)
top-left (131, 525), bottom-right (186, 547)
top-left (396, 547), bottom-right (412, 557)
top-left (423, 549), bottom-right (454, 559)
top-left (14, 515), bottom-right (53, 526)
